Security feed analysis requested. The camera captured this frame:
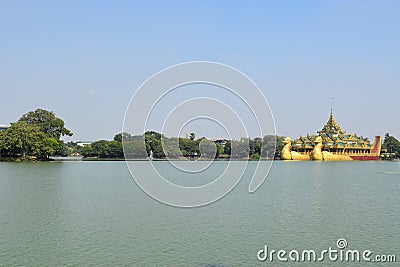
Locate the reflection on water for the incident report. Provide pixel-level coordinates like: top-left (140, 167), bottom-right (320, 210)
top-left (0, 161), bottom-right (399, 266)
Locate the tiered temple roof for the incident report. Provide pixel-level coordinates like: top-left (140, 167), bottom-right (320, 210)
top-left (319, 109), bottom-right (344, 135)
top-left (292, 110), bottom-right (372, 151)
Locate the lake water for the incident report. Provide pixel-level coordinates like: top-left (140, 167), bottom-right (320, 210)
top-left (0, 161), bottom-right (399, 266)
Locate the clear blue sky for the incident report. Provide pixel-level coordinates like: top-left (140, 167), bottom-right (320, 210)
top-left (1, 1), bottom-right (399, 141)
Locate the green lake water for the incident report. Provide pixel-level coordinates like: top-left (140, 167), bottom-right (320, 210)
top-left (0, 161), bottom-right (399, 266)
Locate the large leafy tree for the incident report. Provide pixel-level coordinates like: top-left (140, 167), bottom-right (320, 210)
top-left (0, 109), bottom-right (72, 159)
top-left (0, 121), bottom-right (42, 158)
top-left (19, 109), bottom-right (72, 139)
top-left (0, 121), bottom-right (62, 159)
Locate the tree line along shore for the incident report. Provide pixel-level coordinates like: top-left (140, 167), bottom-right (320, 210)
top-left (1, 109), bottom-right (399, 161)
top-left (66, 131), bottom-right (285, 160)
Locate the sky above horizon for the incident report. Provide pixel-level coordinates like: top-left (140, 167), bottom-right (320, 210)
top-left (1, 1), bottom-right (399, 141)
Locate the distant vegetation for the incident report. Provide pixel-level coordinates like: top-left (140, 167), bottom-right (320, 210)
top-left (62, 132), bottom-right (400, 161)
top-left (65, 137), bottom-right (124, 159)
top-left (0, 109), bottom-right (72, 160)
top-left (382, 133), bottom-right (400, 160)
top-left (3, 109), bottom-right (398, 161)
top-left (65, 131), bottom-right (285, 160)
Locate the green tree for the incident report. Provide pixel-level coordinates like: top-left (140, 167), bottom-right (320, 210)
top-left (1, 109), bottom-right (73, 160)
top-left (224, 140), bottom-right (231, 155)
top-left (19, 108), bottom-right (72, 139)
top-left (251, 153), bottom-right (260, 160)
top-left (39, 137), bottom-right (64, 159)
top-left (383, 133), bottom-right (400, 158)
top-left (216, 143), bottom-right (224, 157)
top-left (91, 140), bottom-right (109, 158)
top-left (179, 138), bottom-right (199, 158)
top-left (114, 132), bottom-right (132, 142)
top-left (123, 139), bottom-right (148, 159)
top-left (252, 137), bottom-right (262, 156)
top-left (0, 121), bottom-right (53, 159)
top-left (261, 135), bottom-right (284, 159)
top-left (274, 136), bottom-right (286, 159)
top-left (145, 131), bottom-right (165, 158)
top-left (80, 145), bottom-right (94, 158)
top-left (162, 137), bottom-right (181, 158)
top-left (231, 139), bottom-right (250, 159)
top-left (108, 140), bottom-right (124, 158)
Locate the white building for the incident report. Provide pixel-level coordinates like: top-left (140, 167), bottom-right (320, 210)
top-left (77, 142), bottom-right (92, 147)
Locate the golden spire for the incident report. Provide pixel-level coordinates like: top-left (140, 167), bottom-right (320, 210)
top-left (320, 109), bottom-right (343, 134)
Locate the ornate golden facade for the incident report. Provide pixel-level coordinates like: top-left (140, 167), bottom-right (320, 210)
top-left (282, 110), bottom-right (381, 161)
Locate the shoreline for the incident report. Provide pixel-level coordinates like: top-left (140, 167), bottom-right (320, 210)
top-left (2, 157), bottom-right (398, 162)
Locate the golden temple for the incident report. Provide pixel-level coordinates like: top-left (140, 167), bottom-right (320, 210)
top-left (282, 110), bottom-right (382, 161)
